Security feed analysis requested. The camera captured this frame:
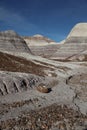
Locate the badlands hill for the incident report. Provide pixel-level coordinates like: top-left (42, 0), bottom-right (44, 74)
top-left (1, 23), bottom-right (86, 61)
top-left (23, 34), bottom-right (62, 58)
top-left (26, 23), bottom-right (87, 61)
top-left (51, 23), bottom-right (87, 61)
top-left (0, 23), bottom-right (87, 130)
top-left (0, 30), bottom-right (31, 53)
top-left (23, 34), bottom-right (56, 46)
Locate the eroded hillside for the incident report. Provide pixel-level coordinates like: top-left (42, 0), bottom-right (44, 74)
top-left (0, 24), bottom-right (87, 130)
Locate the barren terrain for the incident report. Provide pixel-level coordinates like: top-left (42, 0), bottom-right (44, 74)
top-left (0, 23), bottom-right (87, 130)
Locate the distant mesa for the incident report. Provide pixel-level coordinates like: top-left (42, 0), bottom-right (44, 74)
top-left (33, 34), bottom-right (44, 38)
top-left (23, 34), bottom-right (57, 46)
top-left (23, 34), bottom-right (60, 58)
top-left (0, 23), bottom-right (87, 61)
top-left (0, 30), bottom-right (31, 53)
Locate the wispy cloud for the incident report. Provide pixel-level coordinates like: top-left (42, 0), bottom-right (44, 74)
top-left (0, 6), bottom-right (39, 35)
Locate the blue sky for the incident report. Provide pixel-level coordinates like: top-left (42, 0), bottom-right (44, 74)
top-left (0, 0), bottom-right (87, 42)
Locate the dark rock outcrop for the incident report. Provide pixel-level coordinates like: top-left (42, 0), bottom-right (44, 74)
top-left (0, 72), bottom-right (46, 96)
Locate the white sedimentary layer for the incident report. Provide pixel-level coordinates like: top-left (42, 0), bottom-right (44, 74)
top-left (0, 30), bottom-right (31, 53)
top-left (51, 23), bottom-right (87, 60)
top-left (67, 23), bottom-right (87, 37)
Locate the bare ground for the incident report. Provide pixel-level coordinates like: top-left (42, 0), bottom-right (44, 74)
top-left (0, 51), bottom-right (49, 76)
top-left (0, 52), bottom-right (87, 130)
top-left (0, 104), bottom-right (87, 130)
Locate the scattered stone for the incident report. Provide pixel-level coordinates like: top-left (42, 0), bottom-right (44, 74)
top-left (0, 104), bottom-right (87, 130)
top-left (36, 83), bottom-right (51, 93)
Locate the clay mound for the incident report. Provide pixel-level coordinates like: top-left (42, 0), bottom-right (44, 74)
top-left (67, 23), bottom-right (87, 37)
top-left (23, 34), bottom-right (56, 46)
top-left (23, 34), bottom-right (61, 58)
top-left (51, 23), bottom-right (87, 61)
top-left (0, 30), bottom-right (31, 53)
top-left (29, 44), bottom-right (61, 58)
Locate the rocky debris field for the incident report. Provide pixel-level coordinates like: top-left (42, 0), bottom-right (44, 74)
top-left (0, 104), bottom-right (87, 130)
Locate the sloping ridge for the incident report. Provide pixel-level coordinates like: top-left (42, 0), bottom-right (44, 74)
top-left (0, 51), bottom-right (46, 75)
top-left (23, 34), bottom-right (61, 58)
top-left (51, 23), bottom-right (87, 61)
top-left (0, 30), bottom-right (31, 53)
top-left (0, 51), bottom-right (48, 96)
top-left (23, 34), bottom-right (56, 46)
